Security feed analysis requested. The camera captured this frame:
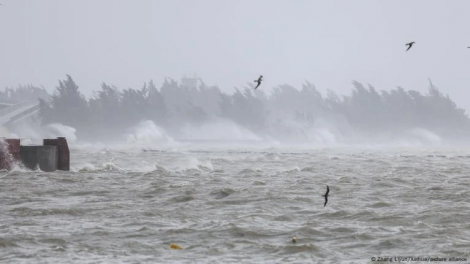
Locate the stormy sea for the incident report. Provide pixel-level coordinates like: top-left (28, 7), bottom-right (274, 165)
top-left (1, 136), bottom-right (470, 263)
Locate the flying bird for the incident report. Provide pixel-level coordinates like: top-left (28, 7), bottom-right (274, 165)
top-left (254, 75), bottom-right (263, 90)
top-left (323, 185), bottom-right (329, 207)
top-left (405, 42), bottom-right (415, 51)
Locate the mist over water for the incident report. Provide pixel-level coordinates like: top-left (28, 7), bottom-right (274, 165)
top-left (180, 119), bottom-right (263, 141)
top-left (0, 119), bottom-right (458, 151)
top-left (1, 78), bottom-right (470, 263)
top-left (126, 120), bottom-right (175, 147)
top-left (0, 122), bottom-right (77, 145)
top-left (1, 75), bottom-right (469, 149)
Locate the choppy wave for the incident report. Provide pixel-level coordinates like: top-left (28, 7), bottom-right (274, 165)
top-left (126, 120), bottom-right (175, 145)
top-left (1, 146), bottom-right (470, 263)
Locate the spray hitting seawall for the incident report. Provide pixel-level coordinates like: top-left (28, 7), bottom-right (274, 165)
top-left (0, 138), bottom-right (12, 169)
top-left (0, 138), bottom-right (18, 170)
top-left (42, 124), bottom-right (77, 143)
top-left (1, 120), bottom-right (77, 145)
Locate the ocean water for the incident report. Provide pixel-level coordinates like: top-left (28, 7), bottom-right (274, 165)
top-left (1, 141), bottom-right (470, 263)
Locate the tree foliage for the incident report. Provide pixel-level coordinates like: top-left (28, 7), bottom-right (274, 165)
top-left (21, 75), bottom-right (470, 140)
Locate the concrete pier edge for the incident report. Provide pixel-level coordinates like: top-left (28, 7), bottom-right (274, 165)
top-left (0, 137), bottom-right (70, 172)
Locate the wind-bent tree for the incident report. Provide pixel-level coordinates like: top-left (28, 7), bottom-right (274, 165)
top-left (41, 75), bottom-right (89, 129)
top-left (33, 74), bottom-right (470, 141)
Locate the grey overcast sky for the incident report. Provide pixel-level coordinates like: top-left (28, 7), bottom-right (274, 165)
top-left (1, 0), bottom-right (470, 109)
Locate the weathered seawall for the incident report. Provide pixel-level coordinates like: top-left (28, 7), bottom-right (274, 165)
top-left (0, 137), bottom-right (70, 172)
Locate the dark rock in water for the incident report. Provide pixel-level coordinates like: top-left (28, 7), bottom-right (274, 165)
top-left (210, 188), bottom-right (235, 199)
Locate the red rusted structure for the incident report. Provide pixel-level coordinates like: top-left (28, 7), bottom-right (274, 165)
top-left (0, 138), bottom-right (20, 170)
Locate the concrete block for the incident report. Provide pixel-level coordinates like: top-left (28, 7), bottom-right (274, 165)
top-left (57, 137), bottom-right (69, 171)
top-left (19, 145), bottom-right (59, 172)
top-left (2, 137), bottom-right (70, 172)
top-left (44, 137), bottom-right (69, 171)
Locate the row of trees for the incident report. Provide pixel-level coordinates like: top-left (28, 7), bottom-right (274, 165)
top-left (0, 84), bottom-right (49, 103)
top-left (4, 75), bottom-right (469, 141)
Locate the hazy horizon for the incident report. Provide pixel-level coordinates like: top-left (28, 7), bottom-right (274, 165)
top-left (1, 1), bottom-right (470, 110)
top-left (1, 75), bottom-right (468, 148)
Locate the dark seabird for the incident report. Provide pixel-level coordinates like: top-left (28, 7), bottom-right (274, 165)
top-left (254, 75), bottom-right (263, 89)
top-left (323, 185), bottom-right (329, 207)
top-left (405, 42), bottom-right (415, 51)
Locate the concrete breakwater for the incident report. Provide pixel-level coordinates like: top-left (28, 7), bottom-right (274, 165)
top-left (0, 137), bottom-right (69, 172)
